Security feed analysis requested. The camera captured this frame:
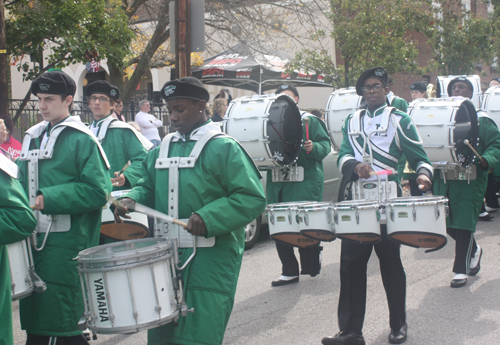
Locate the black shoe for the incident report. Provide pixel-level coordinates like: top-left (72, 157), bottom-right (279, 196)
top-left (322, 331), bottom-right (365, 345)
top-left (389, 324), bottom-right (407, 344)
top-left (271, 275), bottom-right (299, 287)
top-left (450, 274), bottom-right (468, 288)
top-left (469, 248), bottom-right (483, 276)
top-left (479, 213), bottom-right (494, 221)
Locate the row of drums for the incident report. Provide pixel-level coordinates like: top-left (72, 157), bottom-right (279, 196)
top-left (267, 196), bottom-right (449, 251)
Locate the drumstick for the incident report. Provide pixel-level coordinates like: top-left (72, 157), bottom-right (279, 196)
top-left (304, 117), bottom-right (310, 154)
top-left (114, 160), bottom-right (131, 186)
top-left (463, 139), bottom-right (483, 160)
top-left (369, 169), bottom-right (394, 176)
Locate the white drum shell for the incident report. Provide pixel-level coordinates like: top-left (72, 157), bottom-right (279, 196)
top-left (481, 85), bottom-right (500, 127)
top-left (386, 196), bottom-right (447, 248)
top-left (333, 201), bottom-right (381, 241)
top-left (325, 88), bottom-right (362, 148)
top-left (298, 204), bottom-right (333, 233)
top-left (408, 98), bottom-right (468, 165)
top-left (7, 240), bottom-right (33, 301)
top-left (437, 75), bottom-right (482, 109)
top-left (78, 239), bottom-right (177, 334)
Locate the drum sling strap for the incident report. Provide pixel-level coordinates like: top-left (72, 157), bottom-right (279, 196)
top-left (19, 117), bottom-right (110, 250)
top-left (94, 116), bottom-right (154, 150)
top-left (155, 130), bottom-right (228, 248)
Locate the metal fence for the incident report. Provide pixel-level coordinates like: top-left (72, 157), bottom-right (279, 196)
top-left (9, 99), bottom-right (170, 138)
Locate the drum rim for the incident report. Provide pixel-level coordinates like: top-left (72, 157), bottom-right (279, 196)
top-left (77, 238), bottom-right (171, 263)
top-left (387, 196), bottom-right (448, 205)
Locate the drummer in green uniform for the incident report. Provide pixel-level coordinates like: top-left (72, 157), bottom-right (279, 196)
top-left (114, 76), bottom-right (266, 345)
top-left (86, 80), bottom-right (152, 191)
top-left (0, 152), bottom-right (37, 345)
top-left (17, 71), bottom-right (112, 344)
top-left (433, 77), bottom-right (500, 288)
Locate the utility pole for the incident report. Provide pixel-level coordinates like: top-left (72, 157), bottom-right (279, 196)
top-left (175, 0), bottom-right (191, 78)
top-left (0, 0), bottom-right (12, 131)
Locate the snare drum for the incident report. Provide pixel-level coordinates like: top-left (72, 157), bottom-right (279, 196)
top-left (77, 238), bottom-right (178, 334)
top-left (408, 98), bottom-right (479, 168)
top-left (386, 196), bottom-right (448, 250)
top-left (101, 190), bottom-right (150, 241)
top-left (325, 88), bottom-right (363, 149)
top-left (267, 202), bottom-right (320, 248)
top-left (224, 94), bottom-right (303, 167)
top-left (332, 200), bottom-right (381, 243)
top-left (7, 240), bottom-right (33, 301)
top-left (297, 202), bottom-right (335, 242)
top-left (481, 85), bottom-right (500, 127)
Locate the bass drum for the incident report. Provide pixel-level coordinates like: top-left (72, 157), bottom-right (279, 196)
top-left (223, 94), bottom-right (303, 167)
top-left (325, 88), bottom-right (363, 149)
top-left (436, 75), bottom-right (482, 109)
top-left (481, 85), bottom-right (500, 127)
top-left (408, 98), bottom-right (479, 168)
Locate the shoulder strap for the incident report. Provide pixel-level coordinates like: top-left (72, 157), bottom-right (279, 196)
top-left (108, 121), bottom-right (154, 150)
top-left (20, 121), bottom-right (49, 161)
top-left (378, 106), bottom-right (395, 132)
top-left (158, 133), bottom-right (176, 159)
top-left (96, 117), bottom-right (116, 143)
top-left (348, 109), bottom-right (365, 136)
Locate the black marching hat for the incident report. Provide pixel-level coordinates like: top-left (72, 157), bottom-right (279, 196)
top-left (161, 77), bottom-right (210, 102)
top-left (355, 67), bottom-right (389, 96)
top-left (411, 81), bottom-right (428, 93)
top-left (31, 71), bottom-right (76, 97)
top-left (86, 80), bottom-right (120, 101)
top-left (276, 84), bottom-right (299, 99)
top-left (447, 77), bottom-right (474, 96)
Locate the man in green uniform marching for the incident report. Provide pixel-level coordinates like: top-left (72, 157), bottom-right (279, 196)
top-left (17, 71), bottom-right (112, 345)
top-left (114, 77), bottom-right (266, 345)
top-left (267, 84), bottom-right (332, 287)
top-left (0, 151), bottom-right (37, 345)
top-left (322, 67), bottom-right (433, 345)
top-left (86, 80), bottom-right (152, 192)
top-left (433, 77), bottom-right (500, 288)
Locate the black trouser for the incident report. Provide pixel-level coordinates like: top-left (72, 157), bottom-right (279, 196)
top-left (484, 173), bottom-right (499, 208)
top-left (26, 334), bottom-right (89, 345)
top-left (447, 228), bottom-right (477, 275)
top-left (276, 241), bottom-right (322, 276)
top-left (337, 225), bottom-right (406, 335)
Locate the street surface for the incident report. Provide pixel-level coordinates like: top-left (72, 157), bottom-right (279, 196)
top-left (12, 217), bottom-right (500, 345)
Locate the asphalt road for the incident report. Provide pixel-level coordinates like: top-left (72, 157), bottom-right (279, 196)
top-left (12, 217), bottom-right (500, 345)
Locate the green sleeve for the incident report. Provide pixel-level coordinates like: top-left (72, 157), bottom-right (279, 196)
top-left (397, 115), bottom-right (433, 177)
top-left (40, 135), bottom-right (112, 215)
top-left (337, 114), bottom-right (357, 168)
top-left (196, 140), bottom-right (266, 238)
top-left (122, 130), bottom-right (148, 188)
top-left (0, 171), bottom-right (37, 245)
top-left (478, 117), bottom-right (500, 169)
top-left (305, 116), bottom-right (331, 162)
top-left (392, 98), bottom-right (408, 113)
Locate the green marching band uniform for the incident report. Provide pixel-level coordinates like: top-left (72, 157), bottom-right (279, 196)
top-left (0, 154), bottom-right (37, 345)
top-left (266, 113), bottom-right (331, 203)
top-left (17, 115), bottom-right (112, 337)
top-left (433, 113), bottom-right (500, 232)
top-left (86, 80), bottom-right (153, 192)
top-left (338, 104), bottom-right (433, 183)
top-left (123, 77), bottom-right (266, 345)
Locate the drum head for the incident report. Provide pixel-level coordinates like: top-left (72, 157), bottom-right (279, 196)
top-left (267, 95), bottom-right (302, 167)
top-left (101, 221), bottom-right (150, 241)
top-left (453, 99), bottom-right (478, 167)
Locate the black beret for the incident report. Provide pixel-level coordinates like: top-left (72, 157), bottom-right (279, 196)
top-left (447, 77), bottom-right (474, 96)
top-left (355, 67), bottom-right (388, 96)
top-left (161, 76), bottom-right (210, 102)
top-left (31, 71), bottom-right (76, 97)
top-left (411, 81), bottom-right (427, 93)
top-left (86, 80), bottom-right (120, 101)
top-left (491, 78), bottom-right (500, 83)
top-left (276, 84), bottom-right (299, 98)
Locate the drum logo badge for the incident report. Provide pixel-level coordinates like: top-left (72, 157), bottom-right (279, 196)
top-left (341, 215), bottom-right (351, 221)
top-left (363, 183), bottom-right (377, 189)
top-left (273, 151), bottom-right (284, 162)
top-left (94, 277), bottom-right (110, 322)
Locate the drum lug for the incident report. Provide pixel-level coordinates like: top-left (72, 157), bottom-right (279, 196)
top-left (327, 208), bottom-right (332, 224)
top-left (288, 210), bottom-right (292, 225)
top-left (270, 211), bottom-right (274, 225)
top-left (333, 211), bottom-right (338, 225)
top-left (435, 204), bottom-right (440, 220)
top-left (412, 204), bottom-right (417, 222)
top-left (304, 212), bottom-right (309, 226)
top-left (390, 206), bottom-right (394, 222)
top-left (355, 209), bottom-right (360, 225)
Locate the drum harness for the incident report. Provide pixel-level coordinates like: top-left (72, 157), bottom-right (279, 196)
top-left (90, 116), bottom-right (154, 150)
top-left (347, 107), bottom-right (425, 223)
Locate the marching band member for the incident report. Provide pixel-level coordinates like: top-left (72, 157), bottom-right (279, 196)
top-left (434, 77), bottom-right (500, 288)
top-left (114, 77), bottom-right (266, 345)
top-left (322, 67), bottom-right (433, 345)
top-left (86, 80), bottom-right (152, 192)
top-left (17, 71), bottom-right (112, 345)
top-left (268, 84), bottom-right (331, 286)
top-left (410, 81), bottom-right (427, 101)
top-left (0, 149), bottom-right (37, 345)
